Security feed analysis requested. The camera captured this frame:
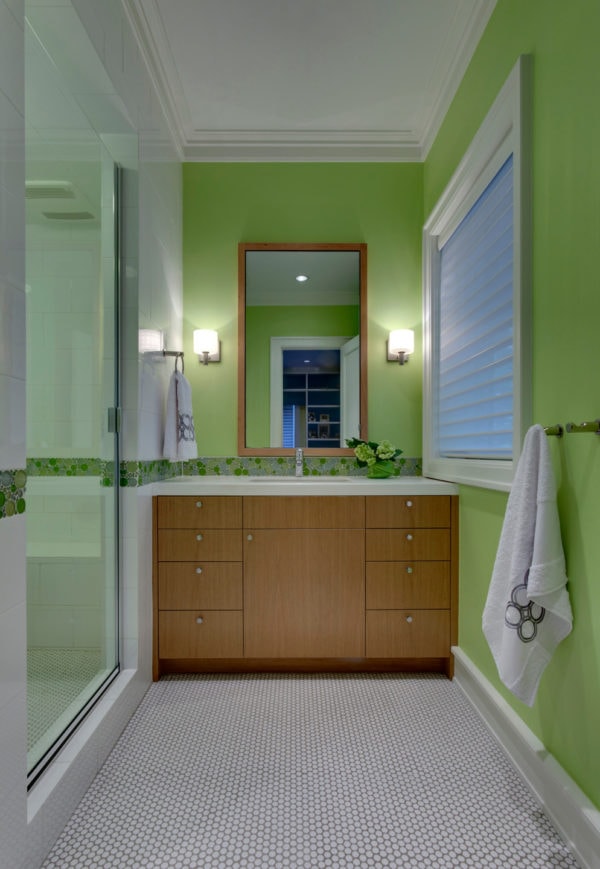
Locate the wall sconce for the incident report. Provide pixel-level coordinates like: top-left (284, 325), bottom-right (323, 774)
top-left (138, 328), bottom-right (164, 353)
top-left (193, 329), bottom-right (220, 365)
top-left (387, 329), bottom-right (414, 365)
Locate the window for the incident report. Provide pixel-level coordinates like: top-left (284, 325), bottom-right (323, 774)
top-left (423, 56), bottom-right (532, 491)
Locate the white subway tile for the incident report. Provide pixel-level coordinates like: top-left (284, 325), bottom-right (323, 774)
top-left (0, 373), bottom-right (25, 467)
top-left (0, 602), bottom-right (26, 711)
top-left (0, 513), bottom-right (25, 613)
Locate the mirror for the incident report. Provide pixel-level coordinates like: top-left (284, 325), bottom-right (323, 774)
top-left (238, 243), bottom-right (367, 455)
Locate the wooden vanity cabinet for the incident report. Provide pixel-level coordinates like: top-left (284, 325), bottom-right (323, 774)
top-left (153, 496), bottom-right (243, 678)
top-left (243, 496), bottom-right (365, 658)
top-left (153, 493), bottom-right (458, 678)
top-left (365, 495), bottom-right (458, 675)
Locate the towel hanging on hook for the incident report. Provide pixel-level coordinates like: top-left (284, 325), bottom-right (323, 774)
top-left (161, 349), bottom-right (185, 374)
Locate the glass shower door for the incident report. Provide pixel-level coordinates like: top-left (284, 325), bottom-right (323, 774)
top-left (25, 12), bottom-right (121, 781)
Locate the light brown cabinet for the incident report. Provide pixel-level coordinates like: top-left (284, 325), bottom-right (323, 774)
top-left (153, 493), bottom-right (457, 678)
top-left (365, 495), bottom-right (457, 671)
top-left (153, 496), bottom-right (243, 677)
top-left (243, 497), bottom-right (365, 658)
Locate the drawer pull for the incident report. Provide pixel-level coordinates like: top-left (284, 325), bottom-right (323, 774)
top-left (196, 533), bottom-right (203, 541)
top-left (196, 500), bottom-right (203, 508)
top-left (247, 534), bottom-right (253, 541)
top-left (406, 533), bottom-right (413, 541)
top-left (196, 616), bottom-right (204, 625)
top-left (406, 615), bottom-right (413, 624)
top-left (406, 566), bottom-right (413, 574)
top-left (406, 500), bottom-right (413, 508)
top-left (195, 567), bottom-right (203, 575)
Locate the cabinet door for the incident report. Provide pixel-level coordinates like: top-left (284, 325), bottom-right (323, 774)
top-left (157, 496), bottom-right (242, 529)
top-left (158, 562), bottom-right (243, 609)
top-left (366, 610), bottom-right (450, 658)
top-left (244, 529), bottom-right (365, 658)
top-left (366, 562), bottom-right (450, 609)
top-left (157, 529), bottom-right (242, 561)
top-left (366, 529), bottom-right (450, 561)
top-left (159, 611), bottom-right (243, 658)
top-left (244, 496), bottom-right (364, 529)
top-left (366, 496), bottom-right (450, 528)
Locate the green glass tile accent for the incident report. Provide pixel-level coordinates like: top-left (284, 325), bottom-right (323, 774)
top-left (180, 456), bottom-right (422, 478)
top-left (10, 456), bottom-right (422, 502)
top-left (0, 469), bottom-right (27, 519)
top-left (27, 458), bottom-right (105, 477)
top-left (120, 459), bottom-right (176, 488)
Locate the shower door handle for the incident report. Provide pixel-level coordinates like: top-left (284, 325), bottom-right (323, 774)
top-left (107, 407), bottom-right (122, 433)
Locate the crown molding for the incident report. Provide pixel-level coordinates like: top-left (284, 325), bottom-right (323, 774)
top-left (420, 0), bottom-right (498, 160)
top-left (121, 0), bottom-right (186, 160)
top-left (123, 0), bottom-right (497, 163)
top-left (182, 129), bottom-right (422, 162)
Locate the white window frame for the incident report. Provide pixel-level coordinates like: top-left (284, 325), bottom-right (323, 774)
top-left (423, 55), bottom-right (532, 492)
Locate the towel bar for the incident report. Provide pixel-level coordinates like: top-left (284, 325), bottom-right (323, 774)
top-left (544, 424), bottom-right (563, 437)
top-left (565, 419), bottom-right (600, 434)
top-left (162, 349), bottom-right (184, 373)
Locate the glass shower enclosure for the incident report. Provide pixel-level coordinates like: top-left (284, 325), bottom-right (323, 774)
top-left (25, 10), bottom-right (121, 783)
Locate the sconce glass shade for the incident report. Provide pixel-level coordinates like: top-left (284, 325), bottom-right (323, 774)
top-left (138, 328), bottom-right (164, 353)
top-left (387, 329), bottom-right (414, 364)
top-left (193, 329), bottom-right (220, 363)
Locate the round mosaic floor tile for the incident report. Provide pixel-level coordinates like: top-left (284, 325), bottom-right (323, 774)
top-left (41, 674), bottom-right (579, 868)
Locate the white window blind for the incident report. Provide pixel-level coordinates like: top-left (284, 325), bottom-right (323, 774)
top-left (282, 405), bottom-right (295, 448)
top-left (437, 155), bottom-right (514, 460)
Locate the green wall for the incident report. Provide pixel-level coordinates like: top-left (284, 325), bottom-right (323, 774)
top-left (424, 0), bottom-right (600, 807)
top-left (245, 304), bottom-right (359, 447)
top-left (183, 163), bottom-right (423, 456)
top-left (183, 0), bottom-right (600, 810)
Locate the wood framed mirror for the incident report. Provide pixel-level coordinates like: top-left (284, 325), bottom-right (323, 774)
top-left (238, 242), bottom-right (368, 456)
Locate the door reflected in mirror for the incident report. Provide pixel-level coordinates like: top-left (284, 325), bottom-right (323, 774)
top-left (238, 243), bottom-right (367, 455)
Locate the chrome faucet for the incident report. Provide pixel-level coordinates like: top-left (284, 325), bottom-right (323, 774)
top-left (295, 447), bottom-right (304, 477)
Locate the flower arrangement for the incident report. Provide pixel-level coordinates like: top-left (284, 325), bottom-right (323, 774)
top-left (346, 438), bottom-right (405, 479)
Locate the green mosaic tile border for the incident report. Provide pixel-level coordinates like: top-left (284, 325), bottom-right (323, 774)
top-left (27, 458), bottom-right (117, 488)
top-left (182, 455), bottom-right (422, 478)
top-left (1, 456), bottom-right (422, 511)
top-left (120, 459), bottom-right (176, 488)
top-left (0, 469), bottom-right (27, 519)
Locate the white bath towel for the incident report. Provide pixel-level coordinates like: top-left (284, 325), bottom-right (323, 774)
top-left (482, 424), bottom-right (572, 706)
top-left (163, 371), bottom-right (198, 461)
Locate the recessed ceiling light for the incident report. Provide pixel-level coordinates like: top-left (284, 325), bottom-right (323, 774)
top-left (304, 359), bottom-right (311, 364)
top-left (295, 274), bottom-right (308, 282)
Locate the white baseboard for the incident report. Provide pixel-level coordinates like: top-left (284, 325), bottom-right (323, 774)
top-left (452, 647), bottom-right (600, 869)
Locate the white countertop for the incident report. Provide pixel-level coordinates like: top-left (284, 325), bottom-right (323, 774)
top-left (152, 476), bottom-right (458, 496)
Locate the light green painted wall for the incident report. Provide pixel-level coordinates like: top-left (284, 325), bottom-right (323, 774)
top-left (245, 304), bottom-right (359, 447)
top-left (425, 0), bottom-right (600, 807)
top-left (183, 163), bottom-right (423, 457)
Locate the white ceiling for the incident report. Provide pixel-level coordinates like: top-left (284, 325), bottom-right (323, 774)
top-left (124, 0), bottom-right (497, 161)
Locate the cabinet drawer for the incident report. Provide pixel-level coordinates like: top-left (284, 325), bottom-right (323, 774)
top-left (244, 496), bottom-right (364, 529)
top-left (366, 529), bottom-right (450, 561)
top-left (159, 611), bottom-right (243, 658)
top-left (157, 529), bottom-right (242, 561)
top-left (158, 562), bottom-right (242, 610)
top-left (366, 610), bottom-right (450, 658)
top-left (366, 496), bottom-right (450, 528)
top-left (366, 562), bottom-right (450, 609)
top-left (157, 496), bottom-right (242, 529)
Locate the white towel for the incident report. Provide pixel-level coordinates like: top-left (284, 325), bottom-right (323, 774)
top-left (163, 371), bottom-right (198, 461)
top-left (482, 424), bottom-right (572, 706)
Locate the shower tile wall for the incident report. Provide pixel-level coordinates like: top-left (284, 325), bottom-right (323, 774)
top-left (0, 0), bottom-right (27, 866)
top-left (0, 0), bottom-right (181, 862)
top-left (26, 213), bottom-right (102, 459)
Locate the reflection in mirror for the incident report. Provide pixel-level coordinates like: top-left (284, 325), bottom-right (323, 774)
top-left (238, 243), bottom-right (367, 455)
